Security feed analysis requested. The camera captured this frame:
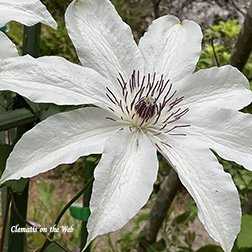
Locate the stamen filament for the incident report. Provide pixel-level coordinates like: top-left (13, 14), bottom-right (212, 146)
top-left (105, 70), bottom-right (190, 142)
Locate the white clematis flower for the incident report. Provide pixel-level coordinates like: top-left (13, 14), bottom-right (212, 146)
top-left (0, 0), bottom-right (57, 59)
top-left (0, 0), bottom-right (252, 251)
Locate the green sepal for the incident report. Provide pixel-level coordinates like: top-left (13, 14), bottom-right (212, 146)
top-left (0, 108), bottom-right (39, 132)
top-left (69, 203), bottom-right (90, 222)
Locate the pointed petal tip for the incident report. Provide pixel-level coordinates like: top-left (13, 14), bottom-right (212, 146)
top-left (81, 235), bottom-right (93, 252)
top-left (48, 19), bottom-right (58, 30)
top-left (160, 137), bottom-right (241, 252)
top-left (85, 129), bottom-right (158, 248)
top-left (139, 14), bottom-right (202, 80)
top-left (65, 0), bottom-right (144, 80)
top-left (0, 0), bottom-right (57, 30)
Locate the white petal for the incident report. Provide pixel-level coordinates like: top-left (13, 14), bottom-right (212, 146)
top-left (0, 0), bottom-right (57, 29)
top-left (0, 107), bottom-right (119, 184)
top-left (182, 106), bottom-right (252, 171)
top-left (0, 32), bottom-right (18, 59)
top-left (177, 65), bottom-right (252, 110)
top-left (0, 55), bottom-right (109, 106)
top-left (138, 15), bottom-right (202, 81)
top-left (65, 0), bottom-right (144, 82)
top-left (86, 128), bottom-right (158, 246)
top-left (159, 137), bottom-right (241, 252)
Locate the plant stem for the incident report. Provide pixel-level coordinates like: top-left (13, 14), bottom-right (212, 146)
top-left (210, 38), bottom-right (220, 67)
top-left (8, 181), bottom-right (29, 252)
top-left (49, 176), bottom-right (94, 240)
top-left (151, 0), bottom-right (161, 19)
top-left (81, 158), bottom-right (96, 251)
top-left (138, 166), bottom-right (181, 252)
top-left (0, 194), bottom-right (10, 252)
top-left (6, 22), bottom-right (42, 252)
top-left (0, 108), bottom-right (38, 132)
top-left (8, 189), bottom-right (31, 227)
top-left (229, 0), bottom-right (252, 71)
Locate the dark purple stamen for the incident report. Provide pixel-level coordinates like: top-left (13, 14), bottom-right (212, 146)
top-left (106, 117), bottom-right (116, 121)
top-left (105, 70), bottom-right (190, 139)
top-left (135, 97), bottom-right (157, 121)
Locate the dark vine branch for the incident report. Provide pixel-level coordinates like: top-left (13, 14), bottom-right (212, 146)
top-left (49, 176), bottom-right (94, 240)
top-left (151, 0), bottom-right (161, 19)
top-left (229, 0), bottom-right (252, 71)
top-left (230, 0), bottom-right (246, 16)
top-left (41, 176), bottom-right (94, 251)
top-left (138, 166), bottom-right (181, 252)
top-left (210, 38), bottom-right (220, 67)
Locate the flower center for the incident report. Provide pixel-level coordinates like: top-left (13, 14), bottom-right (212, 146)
top-left (135, 97), bottom-right (157, 121)
top-left (105, 70), bottom-right (190, 139)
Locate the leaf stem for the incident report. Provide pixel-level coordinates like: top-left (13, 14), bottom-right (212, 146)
top-left (210, 38), bottom-right (220, 67)
top-left (49, 176), bottom-right (94, 240)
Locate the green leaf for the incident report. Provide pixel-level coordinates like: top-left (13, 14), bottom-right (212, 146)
top-left (39, 182), bottom-right (55, 205)
top-left (49, 183), bottom-right (55, 195)
top-left (36, 244), bottom-right (65, 252)
top-left (147, 239), bottom-right (166, 252)
top-left (69, 203), bottom-right (90, 222)
top-left (196, 245), bottom-right (223, 252)
top-left (237, 214), bottom-right (252, 248)
top-left (241, 173), bottom-right (252, 186)
top-left (171, 210), bottom-right (191, 226)
top-left (132, 211), bottom-right (149, 230)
